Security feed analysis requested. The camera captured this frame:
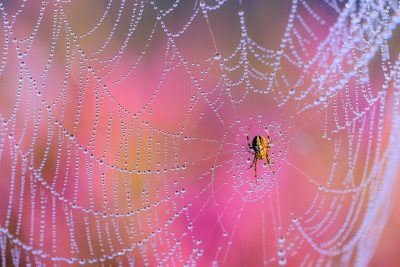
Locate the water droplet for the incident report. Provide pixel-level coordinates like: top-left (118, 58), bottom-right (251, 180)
top-left (214, 52), bottom-right (221, 61)
top-left (278, 258), bottom-right (287, 266)
top-left (263, 162), bottom-right (268, 168)
top-left (278, 249), bottom-right (285, 257)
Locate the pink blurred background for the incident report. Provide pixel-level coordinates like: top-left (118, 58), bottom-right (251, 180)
top-left (0, 0), bottom-right (399, 266)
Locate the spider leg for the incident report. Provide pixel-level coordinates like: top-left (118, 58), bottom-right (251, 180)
top-left (267, 156), bottom-right (276, 174)
top-left (249, 156), bottom-right (256, 168)
top-left (247, 148), bottom-right (255, 155)
top-left (254, 157), bottom-right (258, 180)
top-left (246, 127), bottom-right (253, 150)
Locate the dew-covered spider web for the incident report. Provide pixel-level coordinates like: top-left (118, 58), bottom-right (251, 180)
top-left (1, 0), bottom-right (400, 266)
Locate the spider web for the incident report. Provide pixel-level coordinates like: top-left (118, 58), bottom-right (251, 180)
top-left (0, 0), bottom-right (400, 266)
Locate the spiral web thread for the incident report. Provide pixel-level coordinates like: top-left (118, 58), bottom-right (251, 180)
top-left (0, 0), bottom-right (400, 266)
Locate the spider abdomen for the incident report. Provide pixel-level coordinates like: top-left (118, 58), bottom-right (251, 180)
top-left (252, 135), bottom-right (267, 152)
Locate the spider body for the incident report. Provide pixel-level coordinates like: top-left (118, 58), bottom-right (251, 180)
top-left (246, 131), bottom-right (276, 179)
top-left (252, 135), bottom-right (266, 154)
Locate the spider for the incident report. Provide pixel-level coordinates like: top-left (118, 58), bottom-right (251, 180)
top-left (246, 128), bottom-right (276, 179)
